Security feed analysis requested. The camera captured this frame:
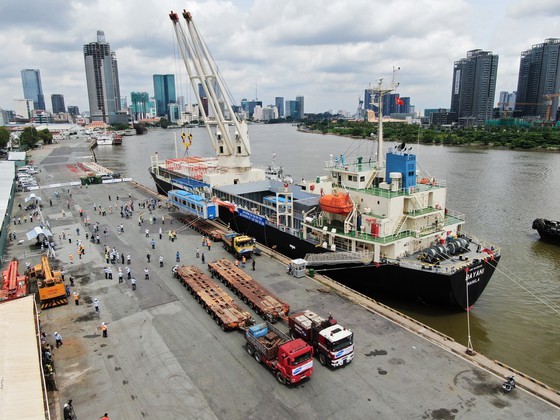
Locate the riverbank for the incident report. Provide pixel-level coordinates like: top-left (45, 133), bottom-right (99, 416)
top-left (5, 135), bottom-right (558, 417)
top-left (299, 120), bottom-right (560, 152)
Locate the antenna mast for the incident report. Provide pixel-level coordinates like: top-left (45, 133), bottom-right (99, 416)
top-left (375, 66), bottom-right (400, 168)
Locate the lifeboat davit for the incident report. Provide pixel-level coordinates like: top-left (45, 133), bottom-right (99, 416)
top-left (319, 192), bottom-right (353, 214)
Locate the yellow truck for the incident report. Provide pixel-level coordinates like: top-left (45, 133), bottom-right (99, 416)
top-left (222, 232), bottom-right (256, 259)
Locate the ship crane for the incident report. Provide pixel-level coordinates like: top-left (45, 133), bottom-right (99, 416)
top-left (169, 10), bottom-right (251, 171)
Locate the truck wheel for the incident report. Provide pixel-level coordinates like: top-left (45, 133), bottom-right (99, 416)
top-left (319, 353), bottom-right (327, 366)
top-left (290, 330), bottom-right (297, 340)
top-left (254, 351), bottom-right (262, 363)
top-left (246, 343), bottom-right (255, 356)
top-left (276, 372), bottom-right (287, 385)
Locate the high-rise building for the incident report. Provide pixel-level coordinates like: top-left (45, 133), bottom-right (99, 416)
top-left (275, 97), bottom-right (284, 118)
top-left (296, 96), bottom-right (305, 119)
top-left (131, 92), bottom-right (150, 120)
top-left (21, 69), bottom-right (45, 111)
top-left (285, 100), bottom-right (298, 119)
top-left (153, 74), bottom-right (176, 117)
top-left (67, 106), bottom-right (80, 116)
top-left (14, 99), bottom-right (34, 120)
top-left (498, 91), bottom-right (516, 112)
top-left (51, 94), bottom-right (65, 113)
top-left (450, 49), bottom-right (499, 125)
top-left (83, 30), bottom-right (122, 123)
top-left (247, 100), bottom-right (262, 118)
top-left (515, 38), bottom-right (560, 121)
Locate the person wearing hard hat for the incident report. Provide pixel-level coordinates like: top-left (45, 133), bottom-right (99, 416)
top-left (101, 322), bottom-right (108, 338)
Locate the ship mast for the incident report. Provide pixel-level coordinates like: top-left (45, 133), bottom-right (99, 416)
top-left (375, 66), bottom-right (400, 168)
top-left (169, 10), bottom-right (251, 170)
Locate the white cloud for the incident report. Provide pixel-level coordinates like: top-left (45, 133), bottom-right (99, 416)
top-left (0, 0), bottom-right (558, 115)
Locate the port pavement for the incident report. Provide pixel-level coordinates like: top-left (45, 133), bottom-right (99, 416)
top-left (5, 137), bottom-right (558, 419)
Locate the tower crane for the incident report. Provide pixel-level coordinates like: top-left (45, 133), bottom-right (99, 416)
top-left (504, 93), bottom-right (560, 122)
top-left (544, 93), bottom-right (560, 122)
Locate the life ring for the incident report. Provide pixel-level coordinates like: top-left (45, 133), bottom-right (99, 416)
top-left (310, 184), bottom-right (315, 191)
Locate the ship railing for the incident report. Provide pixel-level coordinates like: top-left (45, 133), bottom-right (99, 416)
top-left (444, 208), bottom-right (465, 222)
top-left (462, 233), bottom-right (501, 255)
top-left (324, 157), bottom-right (378, 172)
top-left (395, 258), bottom-right (460, 274)
top-left (410, 178), bottom-right (447, 193)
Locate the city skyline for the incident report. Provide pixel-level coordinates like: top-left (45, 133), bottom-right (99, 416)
top-left (0, 0), bottom-right (558, 115)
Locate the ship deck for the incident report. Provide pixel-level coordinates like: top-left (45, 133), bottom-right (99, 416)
top-left (304, 214), bottom-right (498, 273)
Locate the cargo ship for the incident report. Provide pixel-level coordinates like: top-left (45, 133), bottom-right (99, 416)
top-left (150, 10), bottom-right (501, 309)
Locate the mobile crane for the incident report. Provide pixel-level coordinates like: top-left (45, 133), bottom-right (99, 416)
top-left (28, 255), bottom-right (67, 309)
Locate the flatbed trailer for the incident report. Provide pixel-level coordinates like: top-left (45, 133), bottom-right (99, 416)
top-left (176, 265), bottom-right (253, 331)
top-left (178, 214), bottom-right (223, 241)
top-left (207, 259), bottom-right (289, 323)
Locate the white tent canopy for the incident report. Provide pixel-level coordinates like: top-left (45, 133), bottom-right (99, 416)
top-left (24, 193), bottom-right (42, 203)
top-left (26, 226), bottom-right (52, 241)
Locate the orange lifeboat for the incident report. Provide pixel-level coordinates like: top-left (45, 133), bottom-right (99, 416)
top-left (319, 192), bottom-right (353, 214)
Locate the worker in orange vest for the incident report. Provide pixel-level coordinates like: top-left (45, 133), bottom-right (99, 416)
top-left (234, 259), bottom-right (239, 267)
top-left (100, 413), bottom-right (110, 420)
top-left (73, 291), bottom-right (79, 305)
top-left (101, 322), bottom-right (108, 338)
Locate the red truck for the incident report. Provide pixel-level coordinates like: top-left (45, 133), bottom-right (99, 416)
top-left (288, 310), bottom-right (354, 368)
top-left (245, 321), bottom-right (314, 385)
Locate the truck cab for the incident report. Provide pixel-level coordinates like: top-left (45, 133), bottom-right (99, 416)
top-left (289, 310), bottom-right (354, 368)
top-left (222, 232), bottom-right (256, 259)
top-left (245, 322), bottom-right (314, 385)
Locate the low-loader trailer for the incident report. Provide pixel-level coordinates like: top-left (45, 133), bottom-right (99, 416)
top-left (208, 259), bottom-right (289, 322)
top-left (176, 265), bottom-right (253, 331)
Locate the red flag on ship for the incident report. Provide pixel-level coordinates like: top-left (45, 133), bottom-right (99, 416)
top-left (396, 97), bottom-right (404, 106)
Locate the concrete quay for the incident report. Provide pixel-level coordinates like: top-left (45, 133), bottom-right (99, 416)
top-left (5, 138), bottom-right (559, 419)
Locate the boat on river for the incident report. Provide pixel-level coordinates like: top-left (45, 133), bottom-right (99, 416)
top-left (94, 131), bottom-right (122, 145)
top-left (150, 10), bottom-right (501, 309)
top-left (532, 218), bottom-right (560, 244)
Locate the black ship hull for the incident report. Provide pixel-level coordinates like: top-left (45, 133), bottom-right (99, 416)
top-left (151, 169), bottom-right (498, 309)
top-left (532, 218), bottom-right (560, 244)
top-left (219, 207), bottom-right (499, 309)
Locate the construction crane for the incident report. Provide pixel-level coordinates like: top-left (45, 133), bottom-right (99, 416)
top-left (544, 93), bottom-right (560, 122)
top-left (503, 93), bottom-right (560, 122)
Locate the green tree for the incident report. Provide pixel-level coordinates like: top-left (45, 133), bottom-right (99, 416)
top-left (0, 126), bottom-right (10, 149)
top-left (19, 127), bottom-right (39, 150)
top-left (38, 129), bottom-right (53, 145)
top-left (111, 123), bottom-right (130, 131)
top-left (159, 118), bottom-right (170, 129)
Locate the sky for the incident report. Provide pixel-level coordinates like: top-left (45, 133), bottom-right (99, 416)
top-left (0, 0), bottom-right (559, 116)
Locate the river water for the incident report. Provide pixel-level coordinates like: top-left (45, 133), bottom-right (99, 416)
top-left (95, 123), bottom-right (560, 389)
